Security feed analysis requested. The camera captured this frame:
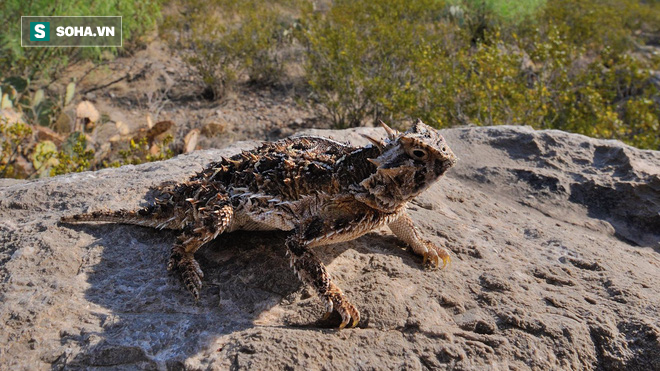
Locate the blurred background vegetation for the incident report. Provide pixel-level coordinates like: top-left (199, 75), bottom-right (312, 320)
top-left (1, 0), bottom-right (659, 178)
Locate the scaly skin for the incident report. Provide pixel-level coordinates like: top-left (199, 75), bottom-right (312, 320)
top-left (60, 119), bottom-right (457, 328)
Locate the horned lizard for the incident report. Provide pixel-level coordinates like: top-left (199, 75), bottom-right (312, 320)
top-left (61, 119), bottom-right (457, 328)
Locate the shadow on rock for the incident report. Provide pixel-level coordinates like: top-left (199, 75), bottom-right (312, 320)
top-left (568, 145), bottom-right (660, 249)
top-left (58, 222), bottom-right (420, 368)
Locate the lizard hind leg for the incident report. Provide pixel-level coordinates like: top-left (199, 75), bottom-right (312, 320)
top-left (167, 203), bottom-right (234, 300)
top-left (286, 234), bottom-right (360, 329)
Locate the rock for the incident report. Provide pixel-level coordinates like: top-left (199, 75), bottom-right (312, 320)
top-left (183, 129), bottom-right (200, 153)
top-left (145, 120), bottom-right (175, 144)
top-left (0, 126), bottom-right (658, 370)
top-left (133, 120), bottom-right (175, 146)
top-left (115, 121), bottom-right (130, 136)
top-left (0, 108), bottom-right (26, 125)
top-left (75, 101), bottom-right (100, 132)
top-left (200, 122), bottom-right (226, 138)
top-left (34, 126), bottom-right (64, 146)
top-left (7, 154), bottom-right (33, 178)
top-left (93, 122), bottom-right (120, 145)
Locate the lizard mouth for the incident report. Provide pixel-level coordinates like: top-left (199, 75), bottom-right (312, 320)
top-left (434, 157), bottom-right (456, 176)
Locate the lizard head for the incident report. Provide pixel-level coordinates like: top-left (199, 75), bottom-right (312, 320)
top-left (356, 119), bottom-right (457, 212)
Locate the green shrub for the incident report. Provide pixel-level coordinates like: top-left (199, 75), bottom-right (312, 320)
top-left (162, 0), bottom-right (302, 99)
top-left (301, 0), bottom-right (453, 128)
top-left (300, 0), bottom-right (660, 148)
top-left (0, 120), bottom-right (33, 178)
top-left (519, 1), bottom-right (660, 148)
top-left (115, 135), bottom-right (174, 166)
top-left (0, 0), bottom-right (162, 83)
top-left (51, 132), bottom-right (95, 176)
top-left (534, 0), bottom-right (659, 53)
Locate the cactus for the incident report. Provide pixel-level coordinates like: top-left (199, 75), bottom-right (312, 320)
top-left (65, 82), bottom-right (76, 106)
top-left (1, 94), bottom-right (13, 109)
top-left (32, 140), bottom-right (58, 177)
top-left (32, 89), bottom-right (44, 108)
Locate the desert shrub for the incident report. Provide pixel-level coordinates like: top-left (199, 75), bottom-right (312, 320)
top-left (301, 0), bottom-right (453, 128)
top-left (162, 0), bottom-right (302, 99)
top-left (0, 0), bottom-right (173, 179)
top-left (300, 0), bottom-right (660, 148)
top-left (0, 120), bottom-right (33, 178)
top-left (0, 77), bottom-right (75, 132)
top-left (478, 0), bottom-right (546, 21)
top-left (24, 131), bottom-right (176, 177)
top-left (50, 132), bottom-right (96, 176)
top-left (113, 135), bottom-right (174, 166)
top-left (0, 0), bottom-right (163, 82)
top-left (301, 1), bottom-right (543, 128)
top-left (0, 0), bottom-right (163, 178)
top-left (532, 0), bottom-right (660, 53)
top-left (518, 0), bottom-right (660, 148)
top-left (0, 75), bottom-right (178, 179)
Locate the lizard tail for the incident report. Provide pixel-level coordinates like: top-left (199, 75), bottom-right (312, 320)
top-left (60, 207), bottom-right (176, 229)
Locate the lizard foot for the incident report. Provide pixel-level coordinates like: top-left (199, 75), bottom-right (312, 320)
top-left (325, 284), bottom-right (360, 329)
top-left (179, 254), bottom-right (204, 300)
top-left (167, 245), bottom-right (184, 271)
top-left (421, 239), bottom-right (451, 269)
top-left (168, 246), bottom-right (204, 300)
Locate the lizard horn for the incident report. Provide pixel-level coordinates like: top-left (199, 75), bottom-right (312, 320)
top-left (378, 120), bottom-right (398, 140)
top-left (360, 133), bottom-right (384, 150)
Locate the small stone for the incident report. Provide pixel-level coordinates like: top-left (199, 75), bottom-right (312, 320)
top-left (115, 121), bottom-right (130, 136)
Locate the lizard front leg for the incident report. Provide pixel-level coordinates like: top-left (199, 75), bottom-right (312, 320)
top-left (285, 233), bottom-right (360, 328)
top-left (388, 211), bottom-right (450, 269)
top-left (168, 201), bottom-right (234, 300)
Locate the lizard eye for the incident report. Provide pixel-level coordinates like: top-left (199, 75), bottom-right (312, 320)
top-left (411, 148), bottom-right (428, 160)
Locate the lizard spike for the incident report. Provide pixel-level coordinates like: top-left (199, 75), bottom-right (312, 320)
top-left (360, 134), bottom-right (384, 150)
top-left (378, 120), bottom-right (398, 140)
top-left (367, 158), bottom-right (381, 167)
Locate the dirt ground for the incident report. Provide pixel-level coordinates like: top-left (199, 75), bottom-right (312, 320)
top-left (47, 40), bottom-right (327, 157)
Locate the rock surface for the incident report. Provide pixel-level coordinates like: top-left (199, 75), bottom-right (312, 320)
top-left (0, 125), bottom-right (659, 370)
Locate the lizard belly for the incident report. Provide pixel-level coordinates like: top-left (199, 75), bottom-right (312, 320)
top-left (230, 208), bottom-right (296, 232)
top-left (307, 209), bottom-right (404, 248)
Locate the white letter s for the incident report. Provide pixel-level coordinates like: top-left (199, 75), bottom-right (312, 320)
top-left (35, 24), bottom-right (45, 39)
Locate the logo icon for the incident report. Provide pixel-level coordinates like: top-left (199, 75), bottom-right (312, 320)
top-left (30, 22), bottom-right (50, 41)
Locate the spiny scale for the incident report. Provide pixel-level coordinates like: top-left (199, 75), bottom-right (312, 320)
top-left (60, 119), bottom-right (457, 328)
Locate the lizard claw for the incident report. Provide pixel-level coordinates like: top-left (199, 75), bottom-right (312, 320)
top-left (440, 252), bottom-right (451, 269)
top-left (322, 299), bottom-right (333, 320)
top-left (326, 286), bottom-right (360, 329)
top-left (423, 250), bottom-right (438, 269)
top-left (167, 246), bottom-right (184, 271)
top-left (422, 240), bottom-right (451, 269)
top-left (337, 301), bottom-right (360, 329)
